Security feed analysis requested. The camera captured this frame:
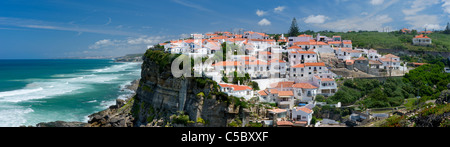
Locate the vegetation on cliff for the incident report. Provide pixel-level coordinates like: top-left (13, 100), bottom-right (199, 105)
top-left (296, 31), bottom-right (450, 52)
top-left (326, 62), bottom-right (449, 109)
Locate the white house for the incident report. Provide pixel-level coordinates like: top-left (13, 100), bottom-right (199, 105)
top-left (413, 34), bottom-right (432, 46)
top-left (244, 31), bottom-right (269, 39)
top-left (379, 54), bottom-right (401, 70)
top-left (292, 83), bottom-right (318, 102)
top-left (212, 61), bottom-right (244, 74)
top-left (312, 76), bottom-right (337, 97)
top-left (218, 83), bottom-right (254, 100)
top-left (291, 107), bottom-right (314, 126)
top-left (289, 50), bottom-right (318, 65)
top-left (288, 34), bottom-right (313, 46)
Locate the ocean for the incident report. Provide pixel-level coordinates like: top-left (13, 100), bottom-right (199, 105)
top-left (0, 59), bottom-right (142, 127)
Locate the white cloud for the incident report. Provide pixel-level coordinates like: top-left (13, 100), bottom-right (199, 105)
top-left (274, 6), bottom-right (286, 12)
top-left (258, 18), bottom-right (271, 26)
top-left (402, 0), bottom-right (440, 15)
top-left (370, 0), bottom-right (384, 5)
top-left (84, 35), bottom-right (169, 57)
top-left (404, 15), bottom-right (440, 29)
top-left (443, 0), bottom-right (450, 14)
top-left (89, 36), bottom-right (166, 49)
top-left (424, 24), bottom-right (443, 30)
top-left (304, 15), bottom-right (329, 24)
top-left (256, 10), bottom-right (267, 17)
top-left (318, 15), bottom-right (393, 32)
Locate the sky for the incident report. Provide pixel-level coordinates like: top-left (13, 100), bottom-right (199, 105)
top-left (0, 0), bottom-right (449, 59)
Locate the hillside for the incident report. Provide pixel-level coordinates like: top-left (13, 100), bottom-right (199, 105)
top-left (295, 31), bottom-right (450, 52)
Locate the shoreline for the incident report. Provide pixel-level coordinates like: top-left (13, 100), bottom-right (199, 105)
top-left (34, 78), bottom-right (141, 127)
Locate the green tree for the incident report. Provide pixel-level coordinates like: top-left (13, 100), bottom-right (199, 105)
top-left (444, 22), bottom-right (450, 34)
top-left (288, 18), bottom-right (300, 37)
top-left (274, 34), bottom-right (281, 42)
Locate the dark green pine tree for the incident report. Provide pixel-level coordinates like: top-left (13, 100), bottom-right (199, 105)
top-left (288, 18), bottom-right (300, 37)
top-left (444, 22), bottom-right (450, 34)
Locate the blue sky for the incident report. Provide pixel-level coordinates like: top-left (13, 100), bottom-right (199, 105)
top-left (0, 0), bottom-right (449, 59)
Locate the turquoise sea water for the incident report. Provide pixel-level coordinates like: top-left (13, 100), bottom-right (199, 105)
top-left (0, 59), bottom-right (141, 127)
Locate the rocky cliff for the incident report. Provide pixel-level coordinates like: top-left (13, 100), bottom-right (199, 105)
top-left (86, 50), bottom-right (249, 127)
top-left (130, 51), bottom-right (244, 127)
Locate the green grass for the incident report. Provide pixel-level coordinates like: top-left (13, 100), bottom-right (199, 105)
top-left (309, 31), bottom-right (450, 52)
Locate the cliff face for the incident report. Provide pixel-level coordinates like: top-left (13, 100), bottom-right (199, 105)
top-left (131, 53), bottom-right (238, 127)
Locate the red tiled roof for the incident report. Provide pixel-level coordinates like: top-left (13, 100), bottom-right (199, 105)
top-left (292, 64), bottom-right (305, 68)
top-left (273, 81), bottom-right (295, 89)
top-left (304, 62), bottom-right (325, 67)
top-left (346, 60), bottom-right (355, 65)
top-left (292, 83), bottom-right (318, 89)
top-left (268, 109), bottom-right (287, 113)
top-left (321, 78), bottom-right (335, 82)
top-left (355, 56), bottom-right (367, 61)
top-left (413, 63), bottom-right (427, 66)
top-left (369, 60), bottom-right (382, 65)
top-left (258, 90), bottom-right (268, 96)
top-left (288, 46), bottom-right (302, 49)
top-left (245, 60), bottom-right (269, 66)
top-left (278, 91), bottom-right (294, 97)
top-left (384, 54), bottom-right (399, 59)
top-left (212, 61), bottom-right (241, 66)
top-left (218, 84), bottom-right (252, 91)
top-left (414, 34), bottom-right (430, 39)
top-left (277, 121), bottom-right (294, 126)
top-left (296, 107), bottom-right (313, 114)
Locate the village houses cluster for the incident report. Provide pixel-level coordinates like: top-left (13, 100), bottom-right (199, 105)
top-left (158, 30), bottom-right (405, 127)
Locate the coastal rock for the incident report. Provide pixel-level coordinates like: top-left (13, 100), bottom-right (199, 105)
top-left (37, 121), bottom-right (88, 127)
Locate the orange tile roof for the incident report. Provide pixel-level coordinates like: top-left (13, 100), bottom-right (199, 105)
top-left (269, 109), bottom-right (287, 113)
top-left (210, 36), bottom-right (228, 40)
top-left (414, 34), bottom-right (430, 39)
top-left (278, 91), bottom-right (294, 97)
top-left (273, 81), bottom-right (295, 89)
top-left (292, 83), bottom-right (318, 89)
top-left (212, 61), bottom-right (242, 67)
top-left (269, 89), bottom-right (279, 94)
top-left (218, 84), bottom-right (252, 91)
top-left (277, 121), bottom-right (294, 126)
top-left (379, 57), bottom-right (400, 62)
top-left (288, 46), bottom-right (302, 49)
top-left (296, 107), bottom-right (313, 114)
top-left (245, 60), bottom-right (269, 66)
top-left (413, 63), bottom-right (427, 66)
top-left (328, 41), bottom-right (342, 44)
top-left (293, 42), bottom-right (312, 46)
top-left (355, 56), bottom-right (367, 61)
top-left (298, 34), bottom-right (313, 37)
top-left (346, 59), bottom-right (355, 65)
top-left (369, 60), bottom-right (382, 65)
top-left (297, 51), bottom-right (317, 54)
top-left (292, 64), bottom-right (305, 68)
top-left (304, 62), bottom-right (325, 67)
top-left (321, 78), bottom-right (335, 82)
top-left (258, 90), bottom-right (268, 96)
top-left (315, 42), bottom-right (328, 45)
top-left (343, 42), bottom-right (352, 44)
top-left (384, 54), bottom-right (399, 58)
